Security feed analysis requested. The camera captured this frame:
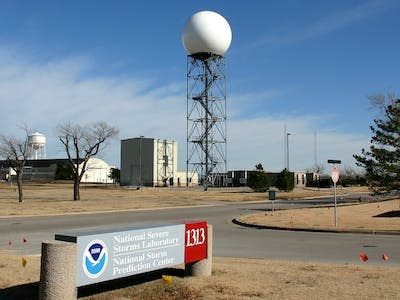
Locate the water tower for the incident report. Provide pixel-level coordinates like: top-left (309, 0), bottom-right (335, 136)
top-left (182, 11), bottom-right (232, 190)
top-left (28, 132), bottom-right (46, 160)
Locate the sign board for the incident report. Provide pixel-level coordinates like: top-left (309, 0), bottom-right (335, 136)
top-left (56, 221), bottom-right (207, 287)
top-left (327, 159), bottom-right (341, 164)
top-left (185, 221), bottom-right (207, 263)
top-left (331, 166), bottom-right (339, 183)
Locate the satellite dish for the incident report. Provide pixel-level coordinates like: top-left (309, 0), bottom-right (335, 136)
top-left (182, 11), bottom-right (232, 56)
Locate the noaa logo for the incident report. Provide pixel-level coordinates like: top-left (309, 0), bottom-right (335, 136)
top-left (82, 240), bottom-right (108, 278)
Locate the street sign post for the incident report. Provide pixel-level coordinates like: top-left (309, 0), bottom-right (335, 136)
top-left (331, 165), bottom-right (340, 227)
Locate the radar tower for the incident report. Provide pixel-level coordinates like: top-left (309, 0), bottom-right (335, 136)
top-left (182, 11), bottom-right (232, 190)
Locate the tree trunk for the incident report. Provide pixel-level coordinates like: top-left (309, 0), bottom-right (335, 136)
top-left (17, 172), bottom-right (23, 203)
top-left (73, 178), bottom-right (80, 201)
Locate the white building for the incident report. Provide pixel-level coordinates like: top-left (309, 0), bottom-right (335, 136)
top-left (80, 158), bottom-right (114, 184)
top-left (294, 172), bottom-right (307, 187)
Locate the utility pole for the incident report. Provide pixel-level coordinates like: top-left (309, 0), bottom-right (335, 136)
top-left (314, 130), bottom-right (317, 167)
top-left (286, 130), bottom-right (291, 171)
top-left (139, 136), bottom-right (144, 190)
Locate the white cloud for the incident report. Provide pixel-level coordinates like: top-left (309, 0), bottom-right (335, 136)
top-left (0, 46), bottom-right (186, 156)
top-left (0, 46), bottom-right (369, 173)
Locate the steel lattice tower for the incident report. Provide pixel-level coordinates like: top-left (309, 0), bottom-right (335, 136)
top-left (186, 53), bottom-right (227, 190)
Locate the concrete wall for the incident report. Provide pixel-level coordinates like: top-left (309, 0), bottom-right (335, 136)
top-left (175, 171), bottom-right (199, 186)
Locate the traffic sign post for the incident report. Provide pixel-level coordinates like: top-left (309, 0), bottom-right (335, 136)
top-left (327, 159), bottom-right (341, 227)
top-left (331, 165), bottom-right (340, 227)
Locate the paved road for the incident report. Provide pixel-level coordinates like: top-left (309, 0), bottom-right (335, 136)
top-left (1, 197), bottom-right (398, 266)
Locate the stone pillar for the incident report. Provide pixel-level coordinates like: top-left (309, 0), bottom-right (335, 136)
top-left (185, 224), bottom-right (213, 276)
top-left (39, 240), bottom-right (77, 300)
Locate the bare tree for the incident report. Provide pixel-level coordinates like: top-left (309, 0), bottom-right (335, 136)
top-left (305, 163), bottom-right (325, 190)
top-left (368, 93), bottom-right (397, 115)
top-left (306, 163), bottom-right (326, 174)
top-left (58, 121), bottom-right (119, 200)
top-left (0, 126), bottom-right (32, 202)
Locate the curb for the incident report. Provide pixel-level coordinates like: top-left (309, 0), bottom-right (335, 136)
top-left (232, 218), bottom-right (400, 235)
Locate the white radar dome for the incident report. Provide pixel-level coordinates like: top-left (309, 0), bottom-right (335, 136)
top-left (182, 11), bottom-right (232, 56)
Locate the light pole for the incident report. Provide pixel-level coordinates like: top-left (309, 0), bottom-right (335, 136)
top-left (286, 132), bottom-right (291, 171)
top-left (139, 136), bottom-right (144, 190)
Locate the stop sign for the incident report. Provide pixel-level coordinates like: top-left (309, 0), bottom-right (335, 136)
top-left (331, 166), bottom-right (339, 183)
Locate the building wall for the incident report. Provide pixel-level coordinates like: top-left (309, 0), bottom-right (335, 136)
top-left (154, 139), bottom-right (178, 186)
top-left (227, 170), bottom-right (310, 188)
top-left (294, 172), bottom-right (307, 187)
top-left (175, 171), bottom-right (199, 187)
top-left (227, 170), bottom-right (248, 186)
top-left (0, 159), bottom-right (63, 181)
top-left (0, 158), bottom-right (112, 184)
top-left (23, 164), bottom-right (58, 181)
top-left (120, 137), bottom-right (193, 187)
top-left (121, 137), bottom-right (155, 186)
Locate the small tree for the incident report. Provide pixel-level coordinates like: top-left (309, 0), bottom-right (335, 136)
top-left (109, 167), bottom-right (120, 184)
top-left (308, 163), bottom-right (325, 190)
top-left (255, 163), bottom-right (264, 171)
top-left (340, 166), bottom-right (366, 186)
top-left (354, 95), bottom-right (400, 193)
top-left (247, 163), bottom-right (270, 192)
top-left (58, 121), bottom-right (119, 200)
top-left (276, 168), bottom-right (294, 192)
top-left (0, 126), bottom-right (32, 202)
top-left (55, 162), bottom-right (75, 180)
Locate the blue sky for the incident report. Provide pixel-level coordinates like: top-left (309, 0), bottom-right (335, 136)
top-left (0, 0), bottom-right (399, 173)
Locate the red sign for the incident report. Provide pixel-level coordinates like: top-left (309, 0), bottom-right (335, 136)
top-left (331, 166), bottom-right (339, 183)
top-left (184, 221), bottom-right (208, 263)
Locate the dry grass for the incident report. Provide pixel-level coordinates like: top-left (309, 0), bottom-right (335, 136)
top-left (0, 182), bottom-right (369, 217)
top-left (1, 183), bottom-right (399, 299)
top-left (1, 254), bottom-right (399, 299)
top-left (81, 279), bottom-right (200, 300)
top-left (276, 185), bottom-right (368, 200)
top-left (0, 253), bottom-right (40, 289)
top-left (185, 257), bottom-right (400, 300)
top-left (238, 198), bottom-right (400, 232)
